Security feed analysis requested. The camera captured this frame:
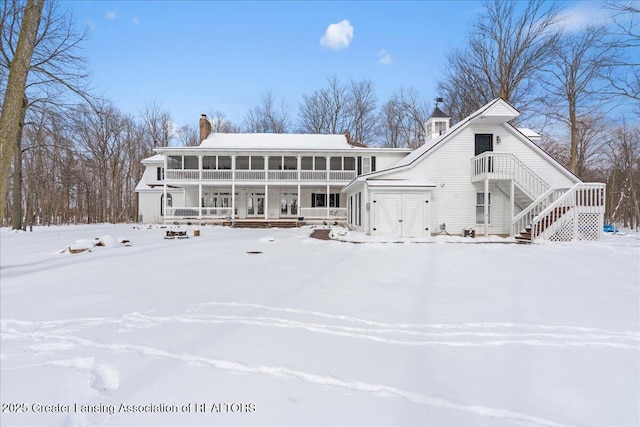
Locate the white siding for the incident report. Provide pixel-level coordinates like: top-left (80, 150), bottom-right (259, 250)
top-left (369, 123), bottom-right (572, 235)
top-left (488, 124), bottom-right (577, 187)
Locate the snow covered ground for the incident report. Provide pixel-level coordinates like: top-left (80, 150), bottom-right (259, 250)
top-left (1, 224), bottom-right (638, 427)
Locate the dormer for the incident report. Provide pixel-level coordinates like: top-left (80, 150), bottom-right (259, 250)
top-left (424, 105), bottom-right (450, 141)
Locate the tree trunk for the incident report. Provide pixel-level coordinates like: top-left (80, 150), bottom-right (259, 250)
top-left (11, 98), bottom-right (28, 230)
top-left (11, 124), bottom-right (23, 230)
top-left (0, 0), bottom-right (44, 225)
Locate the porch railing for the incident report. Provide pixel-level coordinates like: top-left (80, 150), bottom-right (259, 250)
top-left (166, 169), bottom-right (199, 180)
top-left (267, 170), bottom-right (298, 181)
top-left (202, 170), bottom-right (232, 180)
top-left (165, 169), bottom-right (356, 182)
top-left (300, 171), bottom-right (326, 181)
top-left (235, 170), bottom-right (266, 181)
top-left (472, 152), bottom-right (550, 200)
top-left (165, 207), bottom-right (233, 218)
top-left (329, 170), bottom-right (357, 181)
top-left (300, 207), bottom-right (347, 219)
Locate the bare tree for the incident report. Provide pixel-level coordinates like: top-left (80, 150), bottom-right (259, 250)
top-left (176, 123), bottom-right (199, 146)
top-left (298, 76), bottom-right (378, 143)
top-left (438, 0), bottom-right (562, 123)
top-left (1, 0), bottom-right (93, 228)
top-left (377, 88), bottom-right (429, 148)
top-left (603, 2), bottom-right (639, 107)
top-left (346, 80), bottom-right (377, 145)
top-left (140, 99), bottom-right (174, 147)
top-left (0, 0), bottom-right (43, 227)
top-left (208, 110), bottom-right (240, 133)
top-left (541, 25), bottom-right (616, 174)
top-left (243, 90), bottom-right (290, 133)
top-left (604, 120), bottom-right (639, 229)
top-left (298, 76), bottom-right (350, 135)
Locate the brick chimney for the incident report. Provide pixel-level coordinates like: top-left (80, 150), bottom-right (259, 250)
top-left (344, 130), bottom-right (351, 145)
top-left (199, 114), bottom-right (212, 142)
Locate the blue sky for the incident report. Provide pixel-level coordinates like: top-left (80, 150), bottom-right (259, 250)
top-left (61, 1), bottom-right (613, 129)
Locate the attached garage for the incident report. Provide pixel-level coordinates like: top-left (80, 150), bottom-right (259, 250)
top-left (367, 181), bottom-right (435, 238)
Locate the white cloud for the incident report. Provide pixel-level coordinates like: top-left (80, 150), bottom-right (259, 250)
top-left (377, 49), bottom-right (392, 65)
top-left (320, 19), bottom-right (354, 50)
top-left (132, 16), bottom-right (140, 25)
top-left (105, 11), bottom-right (117, 20)
top-left (558, 2), bottom-right (611, 32)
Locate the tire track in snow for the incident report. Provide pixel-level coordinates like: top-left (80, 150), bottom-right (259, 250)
top-left (114, 313), bottom-right (639, 349)
top-left (3, 311), bottom-right (638, 350)
top-left (191, 301), bottom-right (640, 336)
top-left (0, 326), bottom-right (567, 427)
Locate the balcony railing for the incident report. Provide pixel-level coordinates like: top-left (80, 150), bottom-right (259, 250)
top-left (165, 169), bottom-right (356, 182)
top-left (471, 152), bottom-right (550, 200)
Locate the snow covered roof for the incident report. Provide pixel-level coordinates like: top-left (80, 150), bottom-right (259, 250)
top-left (199, 133), bottom-right (354, 150)
top-left (141, 154), bottom-right (165, 163)
top-left (517, 128), bottom-right (541, 141)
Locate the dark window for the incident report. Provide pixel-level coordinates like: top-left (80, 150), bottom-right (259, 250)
top-left (311, 193), bottom-right (340, 208)
top-left (183, 156), bottom-right (198, 169)
top-left (236, 156), bottom-right (250, 170)
top-left (269, 156), bottom-right (282, 170)
top-left (474, 134), bottom-right (493, 156)
top-left (344, 157), bottom-right (355, 170)
top-left (476, 192), bottom-right (491, 224)
top-left (203, 156), bottom-right (216, 169)
top-left (251, 156), bottom-right (264, 170)
top-left (156, 167), bottom-right (164, 181)
top-left (301, 157), bottom-right (313, 170)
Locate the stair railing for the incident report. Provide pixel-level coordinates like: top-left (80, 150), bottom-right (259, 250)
top-left (530, 183), bottom-right (606, 241)
top-left (511, 187), bottom-right (570, 237)
top-left (472, 152), bottom-right (550, 200)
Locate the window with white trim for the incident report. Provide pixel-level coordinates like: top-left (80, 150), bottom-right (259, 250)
top-left (476, 192), bottom-right (491, 224)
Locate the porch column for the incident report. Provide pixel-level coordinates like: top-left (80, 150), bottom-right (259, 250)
top-left (326, 156), bottom-right (331, 219)
top-left (231, 183), bottom-right (236, 220)
top-left (198, 183), bottom-right (203, 219)
top-left (297, 154), bottom-right (301, 218)
top-left (510, 179), bottom-right (515, 237)
top-left (231, 155), bottom-right (236, 221)
top-left (163, 155), bottom-right (167, 221)
top-left (265, 184), bottom-right (269, 219)
top-left (198, 154), bottom-right (203, 219)
top-left (484, 177), bottom-right (489, 237)
top-left (264, 155), bottom-right (268, 182)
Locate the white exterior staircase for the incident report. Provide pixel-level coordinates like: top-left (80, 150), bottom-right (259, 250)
top-left (472, 153), bottom-right (605, 243)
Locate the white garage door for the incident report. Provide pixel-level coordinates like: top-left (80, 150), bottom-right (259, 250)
top-left (372, 192), bottom-right (430, 237)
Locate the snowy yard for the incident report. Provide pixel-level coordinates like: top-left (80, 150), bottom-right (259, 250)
top-left (1, 224), bottom-right (638, 427)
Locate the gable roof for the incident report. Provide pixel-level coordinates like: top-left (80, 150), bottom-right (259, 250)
top-left (343, 98), bottom-right (579, 191)
top-left (392, 98), bottom-right (519, 170)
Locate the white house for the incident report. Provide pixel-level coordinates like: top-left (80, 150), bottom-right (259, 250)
top-left (136, 99), bottom-right (605, 242)
top-left (136, 124), bottom-right (411, 226)
top-left (342, 98), bottom-right (605, 242)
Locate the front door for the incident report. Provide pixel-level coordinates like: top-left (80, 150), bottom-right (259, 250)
top-left (280, 193), bottom-right (298, 217)
top-left (247, 193), bottom-right (265, 217)
top-left (475, 134), bottom-right (493, 172)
